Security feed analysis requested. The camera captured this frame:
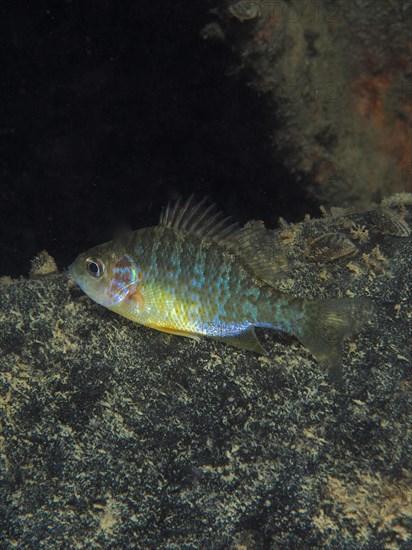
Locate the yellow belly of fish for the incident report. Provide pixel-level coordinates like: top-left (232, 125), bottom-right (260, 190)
top-left (109, 284), bottom-right (205, 339)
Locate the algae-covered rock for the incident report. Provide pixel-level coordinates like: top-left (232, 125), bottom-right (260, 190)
top-left (209, 0), bottom-right (412, 207)
top-left (0, 196), bottom-right (411, 547)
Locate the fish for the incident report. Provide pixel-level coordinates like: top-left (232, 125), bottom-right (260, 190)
top-left (69, 196), bottom-right (374, 380)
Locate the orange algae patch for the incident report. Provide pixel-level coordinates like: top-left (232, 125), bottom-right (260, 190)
top-left (352, 63), bottom-right (412, 179)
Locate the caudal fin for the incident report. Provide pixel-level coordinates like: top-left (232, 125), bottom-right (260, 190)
top-left (298, 297), bottom-right (375, 380)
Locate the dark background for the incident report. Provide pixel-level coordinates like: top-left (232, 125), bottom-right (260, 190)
top-left (0, 1), bottom-right (318, 277)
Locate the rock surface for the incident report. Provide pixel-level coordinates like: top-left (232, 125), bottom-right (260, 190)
top-left (1, 196), bottom-right (411, 547)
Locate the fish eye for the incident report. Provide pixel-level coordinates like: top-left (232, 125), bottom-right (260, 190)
top-left (85, 258), bottom-right (104, 278)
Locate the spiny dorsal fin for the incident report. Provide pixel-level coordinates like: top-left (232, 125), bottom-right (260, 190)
top-left (159, 196), bottom-right (290, 285)
top-left (160, 195), bottom-right (240, 243)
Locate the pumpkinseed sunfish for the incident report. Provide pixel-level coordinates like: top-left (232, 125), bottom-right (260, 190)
top-left (69, 196), bottom-right (374, 379)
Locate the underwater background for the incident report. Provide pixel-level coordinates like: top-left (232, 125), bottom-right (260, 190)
top-left (0, 0), bottom-right (320, 279)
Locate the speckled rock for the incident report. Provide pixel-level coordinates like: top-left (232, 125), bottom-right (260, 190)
top-left (0, 196), bottom-right (411, 548)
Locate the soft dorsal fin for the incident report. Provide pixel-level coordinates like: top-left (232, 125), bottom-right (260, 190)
top-left (229, 220), bottom-right (291, 285)
top-left (159, 196), bottom-right (290, 285)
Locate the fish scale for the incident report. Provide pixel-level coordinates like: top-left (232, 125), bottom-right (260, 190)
top-left (70, 196), bottom-right (374, 381)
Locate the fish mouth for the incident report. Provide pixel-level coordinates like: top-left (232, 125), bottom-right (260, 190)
top-left (68, 262), bottom-right (75, 279)
top-left (68, 261), bottom-right (80, 284)
top-left (68, 261), bottom-right (89, 296)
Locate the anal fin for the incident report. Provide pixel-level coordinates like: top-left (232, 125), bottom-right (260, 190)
top-left (213, 327), bottom-right (268, 355)
top-left (146, 323), bottom-right (201, 342)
